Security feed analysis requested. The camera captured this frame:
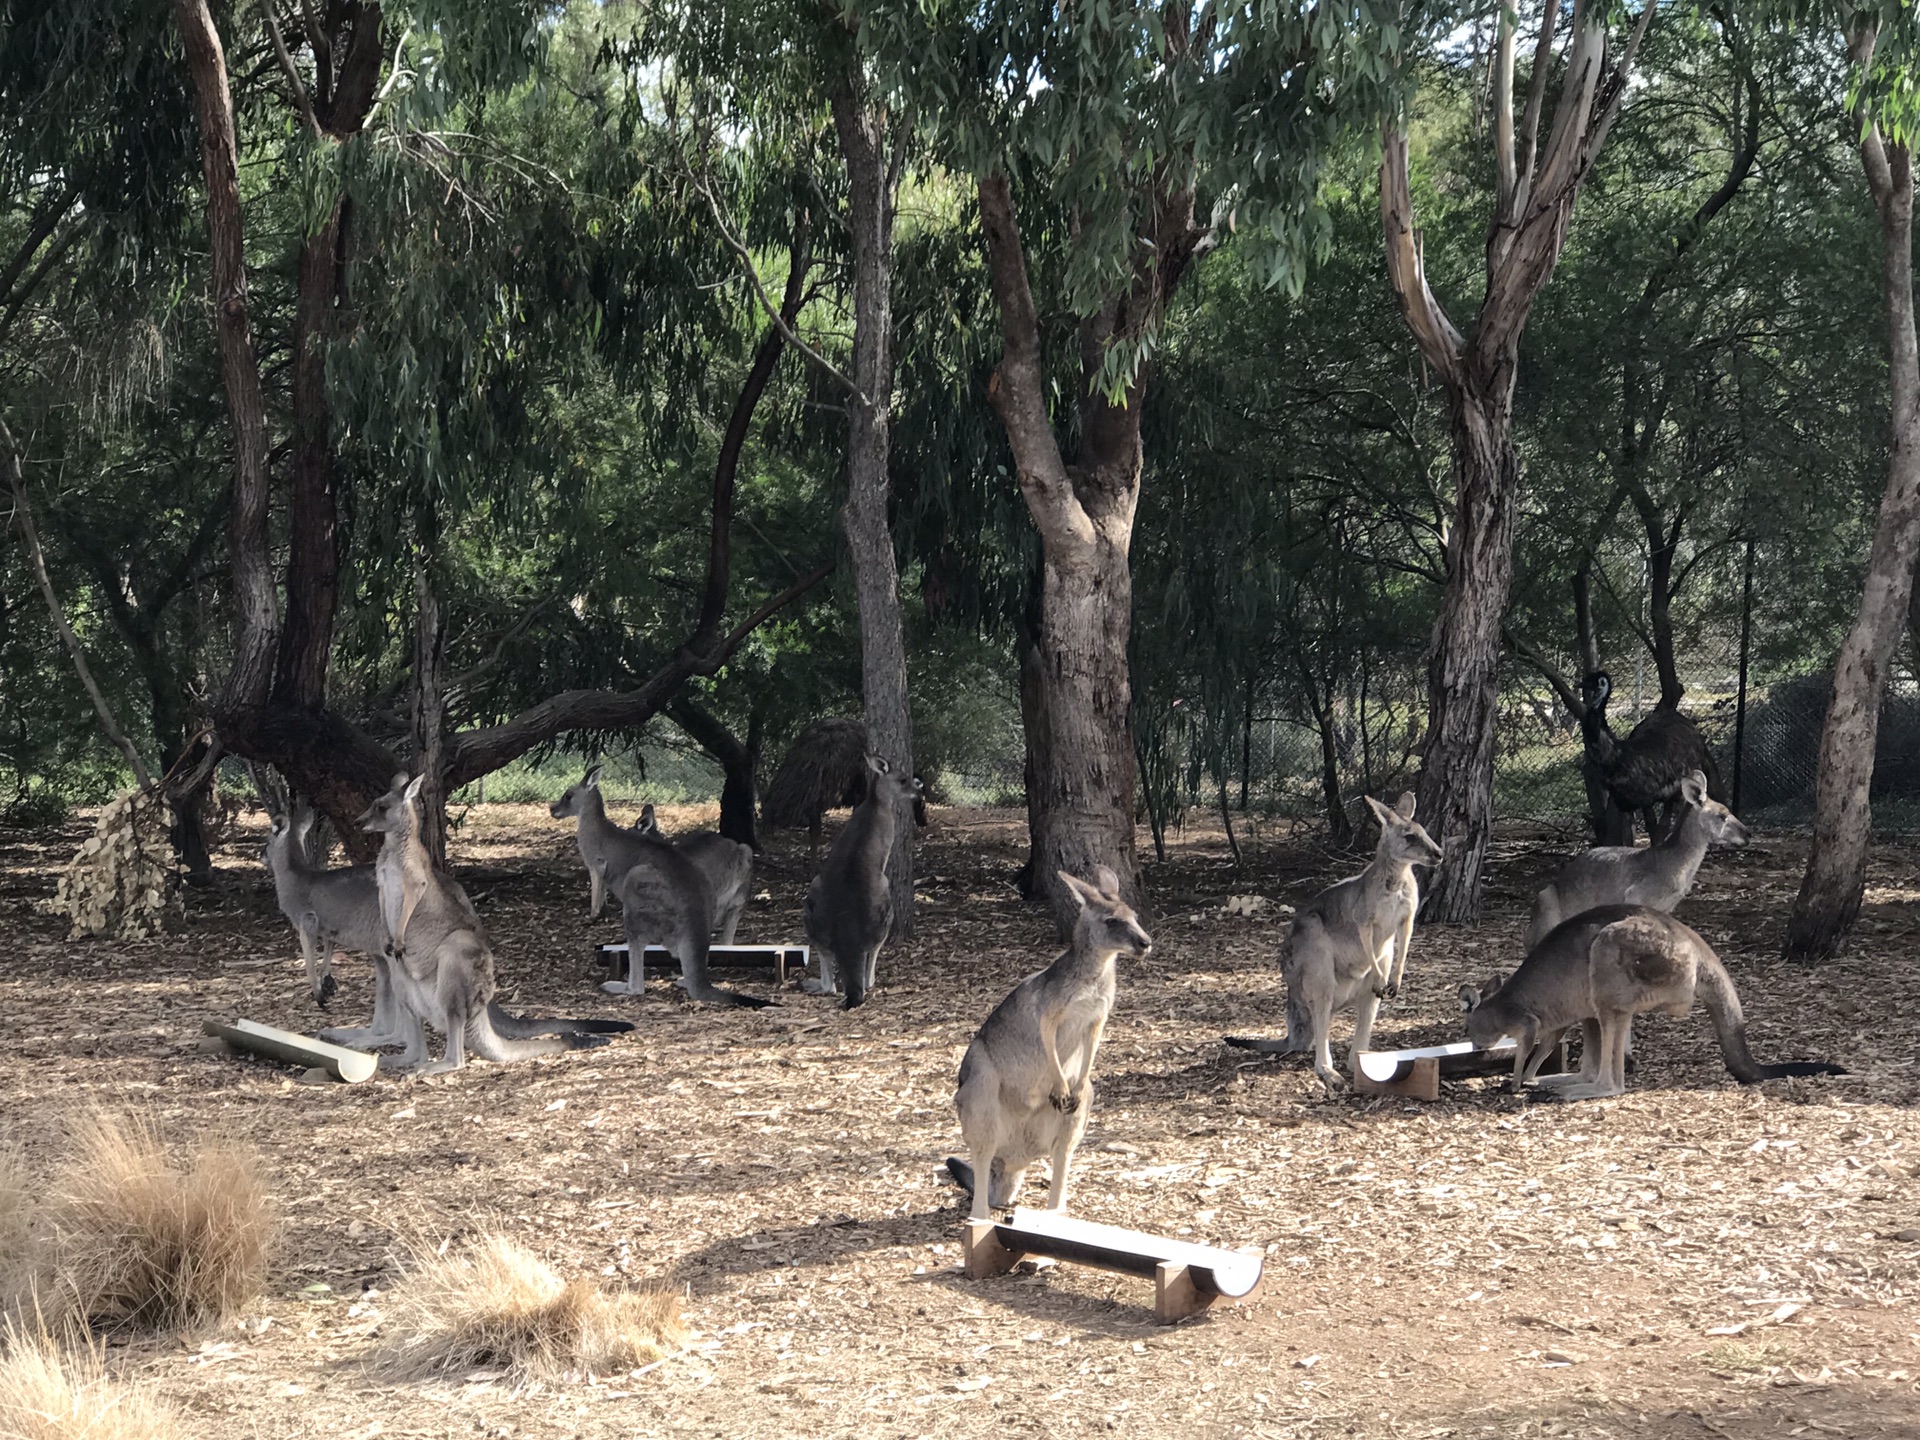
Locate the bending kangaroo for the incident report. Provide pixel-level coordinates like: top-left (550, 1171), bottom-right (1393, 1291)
top-left (361, 774), bottom-right (617, 1074)
top-left (947, 868), bottom-right (1150, 1220)
top-left (1224, 793), bottom-right (1443, 1088)
top-left (802, 753), bottom-right (923, 1009)
top-left (551, 769), bottom-right (770, 1008)
top-left (1526, 770), bottom-right (1749, 949)
top-left (1463, 905), bottom-right (1847, 1098)
top-left (264, 802), bottom-right (629, 1049)
top-left (634, 803), bottom-right (753, 944)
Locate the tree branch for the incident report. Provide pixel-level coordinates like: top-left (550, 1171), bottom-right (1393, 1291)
top-left (695, 169), bottom-right (867, 405)
top-left (1505, 627), bottom-right (1583, 715)
top-left (1380, 124), bottom-right (1466, 386)
top-left (255, 0), bottom-right (323, 139)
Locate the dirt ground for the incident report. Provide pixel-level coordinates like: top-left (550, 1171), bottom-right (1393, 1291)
top-left (1, 801), bottom-right (1916, 1439)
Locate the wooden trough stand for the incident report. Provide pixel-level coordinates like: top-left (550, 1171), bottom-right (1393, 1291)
top-left (595, 942), bottom-right (809, 985)
top-left (1352, 1036), bottom-right (1569, 1101)
top-left (202, 1018), bottom-right (378, 1084)
top-left (963, 1208), bottom-right (1265, 1323)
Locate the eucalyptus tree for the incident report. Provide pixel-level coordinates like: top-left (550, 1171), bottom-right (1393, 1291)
top-left (1787, 0), bottom-right (1920, 959)
top-left (625, 0), bottom-right (920, 933)
top-left (852, 0), bottom-right (1407, 923)
top-left (1382, 0), bottom-right (1657, 919)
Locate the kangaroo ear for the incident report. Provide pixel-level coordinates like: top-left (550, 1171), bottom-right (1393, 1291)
top-left (390, 771), bottom-right (410, 792)
top-left (1363, 795), bottom-right (1394, 827)
top-left (583, 763), bottom-right (603, 788)
top-left (1680, 769), bottom-right (1707, 804)
top-left (1057, 871), bottom-right (1096, 909)
top-left (1458, 984), bottom-right (1480, 1013)
top-left (403, 773), bottom-right (426, 802)
top-left (865, 753), bottom-right (889, 776)
top-left (1093, 865), bottom-right (1123, 899)
top-left (1394, 791), bottom-right (1417, 820)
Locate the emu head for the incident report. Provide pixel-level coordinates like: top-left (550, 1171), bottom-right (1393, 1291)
top-left (1581, 671), bottom-right (1613, 714)
top-left (359, 772), bottom-right (424, 836)
top-left (1365, 791), bottom-right (1444, 869)
top-left (550, 764), bottom-right (604, 820)
top-left (1059, 866), bottom-right (1153, 960)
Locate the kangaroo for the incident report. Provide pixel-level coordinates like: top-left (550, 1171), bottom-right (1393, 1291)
top-left (945, 868), bottom-right (1151, 1221)
top-left (550, 769), bottom-right (768, 1008)
top-left (1462, 905), bottom-right (1846, 1099)
top-left (359, 774), bottom-right (618, 1073)
top-left (802, 753), bottom-right (923, 1009)
top-left (1525, 770), bottom-right (1749, 950)
top-left (1224, 792), bottom-right (1443, 1089)
top-left (633, 803), bottom-right (753, 944)
top-left (264, 803), bottom-right (632, 1049)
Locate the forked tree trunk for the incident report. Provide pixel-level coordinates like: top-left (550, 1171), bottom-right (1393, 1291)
top-left (410, 552), bottom-right (449, 869)
top-left (831, 68), bottom-right (915, 940)
top-left (1415, 390), bottom-right (1519, 917)
top-left (1381, 3), bottom-right (1652, 919)
top-left (1787, 56), bottom-right (1917, 961)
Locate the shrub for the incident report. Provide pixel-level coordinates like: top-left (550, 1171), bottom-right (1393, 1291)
top-left (0, 1331), bottom-right (184, 1440)
top-left (6, 1114), bottom-right (272, 1335)
top-left (386, 1234), bottom-right (686, 1380)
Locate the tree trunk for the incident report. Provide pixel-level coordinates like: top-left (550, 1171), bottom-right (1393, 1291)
top-left (668, 695), bottom-right (760, 849)
top-left (410, 552), bottom-right (449, 869)
top-left (172, 0), bottom-right (277, 723)
top-left (1414, 390), bottom-right (1519, 919)
top-left (1786, 113), bottom-right (1917, 961)
top-left (831, 70), bottom-right (914, 940)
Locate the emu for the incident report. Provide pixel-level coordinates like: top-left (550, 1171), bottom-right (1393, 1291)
top-left (763, 717), bottom-right (927, 859)
top-left (1582, 671), bottom-right (1724, 841)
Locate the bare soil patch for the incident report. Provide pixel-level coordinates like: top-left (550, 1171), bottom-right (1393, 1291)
top-left (0, 804), bottom-right (1915, 1438)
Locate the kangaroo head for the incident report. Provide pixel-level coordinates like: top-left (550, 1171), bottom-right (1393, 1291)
top-left (549, 763), bottom-right (604, 820)
top-left (863, 752), bottom-right (923, 810)
top-left (1059, 866), bottom-right (1153, 960)
top-left (359, 772), bottom-right (424, 836)
top-left (1365, 792), bottom-right (1443, 868)
top-left (1458, 970), bottom-right (1507, 1014)
top-left (633, 801), bottom-right (661, 836)
top-left (1678, 770), bottom-right (1750, 848)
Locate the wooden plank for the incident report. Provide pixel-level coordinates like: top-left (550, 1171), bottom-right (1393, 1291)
top-left (963, 1219), bottom-right (1022, 1279)
top-left (203, 1019), bottom-right (378, 1084)
top-left (1353, 1053), bottom-right (1440, 1101)
top-left (1155, 1261), bottom-right (1218, 1323)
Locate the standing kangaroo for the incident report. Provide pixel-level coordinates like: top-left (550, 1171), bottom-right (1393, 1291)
top-left (633, 803), bottom-right (753, 944)
top-left (1462, 905), bottom-right (1846, 1098)
top-left (946, 868), bottom-right (1150, 1220)
top-left (1525, 769), bottom-right (1749, 949)
top-left (360, 774), bottom-right (617, 1073)
top-left (1224, 793), bottom-right (1443, 1088)
top-left (802, 753), bottom-right (922, 1009)
top-left (265, 800), bottom-right (630, 1050)
top-left (551, 769), bottom-right (770, 1008)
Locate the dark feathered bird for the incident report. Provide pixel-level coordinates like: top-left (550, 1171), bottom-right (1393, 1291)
top-left (1582, 671), bottom-right (1725, 841)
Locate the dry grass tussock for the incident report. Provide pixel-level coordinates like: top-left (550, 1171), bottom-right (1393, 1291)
top-left (0, 1329), bottom-right (183, 1440)
top-left (3, 1113), bottom-right (272, 1335)
top-left (387, 1234), bottom-right (688, 1380)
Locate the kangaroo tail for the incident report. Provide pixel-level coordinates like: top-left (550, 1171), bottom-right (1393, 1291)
top-left (684, 982), bottom-right (775, 1009)
top-left (467, 1012), bottom-right (611, 1063)
top-left (1696, 952), bottom-right (1846, 1083)
top-left (945, 1157), bottom-right (974, 1195)
top-left (485, 1002), bottom-right (633, 1038)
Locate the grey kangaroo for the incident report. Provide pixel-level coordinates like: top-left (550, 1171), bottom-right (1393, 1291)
top-left (633, 803), bottom-right (753, 944)
top-left (946, 868), bottom-right (1151, 1220)
top-left (1462, 905), bottom-right (1846, 1099)
top-left (551, 769), bottom-right (769, 1008)
top-left (1224, 793), bottom-right (1443, 1088)
top-left (264, 801), bottom-right (631, 1050)
top-left (802, 753), bottom-right (923, 1009)
top-left (360, 774), bottom-right (617, 1073)
top-left (1525, 770), bottom-right (1749, 950)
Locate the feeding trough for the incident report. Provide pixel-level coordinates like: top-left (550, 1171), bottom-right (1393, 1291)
top-left (963, 1208), bottom-right (1264, 1323)
top-left (594, 942), bottom-right (809, 985)
top-left (202, 1018), bottom-right (379, 1084)
top-left (1351, 1036), bottom-right (1570, 1100)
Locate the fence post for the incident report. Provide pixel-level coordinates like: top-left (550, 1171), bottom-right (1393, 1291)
top-left (1732, 536), bottom-right (1755, 814)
